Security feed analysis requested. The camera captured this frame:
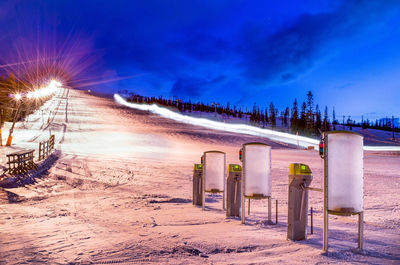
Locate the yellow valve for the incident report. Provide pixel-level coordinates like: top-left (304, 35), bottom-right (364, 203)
top-left (289, 163), bottom-right (312, 175)
top-left (228, 164), bottom-right (242, 172)
top-left (193, 164), bottom-right (203, 170)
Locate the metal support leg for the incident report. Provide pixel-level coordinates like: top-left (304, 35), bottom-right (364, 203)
top-left (323, 209), bottom-right (328, 252)
top-left (358, 212), bottom-right (364, 250)
top-left (322, 133), bottom-right (328, 252)
top-left (310, 207), bottom-right (313, 234)
top-left (223, 191), bottom-right (225, 210)
top-left (202, 179), bottom-right (205, 211)
top-left (248, 199), bottom-right (251, 215)
top-left (241, 195), bottom-right (245, 224)
top-left (268, 196), bottom-right (272, 222)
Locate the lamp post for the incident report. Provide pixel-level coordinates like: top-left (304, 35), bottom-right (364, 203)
top-left (0, 109), bottom-right (2, 146)
top-left (4, 79), bottom-right (61, 147)
top-left (392, 116), bottom-right (395, 141)
top-left (212, 102), bottom-right (220, 118)
top-left (6, 94), bottom-right (22, 146)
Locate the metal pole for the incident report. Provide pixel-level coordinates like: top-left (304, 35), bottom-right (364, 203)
top-left (223, 154), bottom-right (226, 210)
top-left (248, 199), bottom-right (250, 215)
top-left (234, 181), bottom-right (238, 206)
top-left (202, 153), bottom-right (206, 211)
top-left (323, 133), bottom-right (329, 252)
top-left (192, 167), bottom-right (195, 205)
top-left (358, 212), bottom-right (364, 250)
top-left (6, 102), bottom-right (22, 146)
top-left (212, 102), bottom-right (219, 118)
top-left (222, 192), bottom-right (225, 210)
top-left (310, 207), bottom-right (313, 234)
top-left (241, 145), bottom-right (245, 224)
top-left (268, 196), bottom-right (272, 222)
top-left (276, 199), bottom-right (278, 224)
top-left (0, 108), bottom-right (2, 146)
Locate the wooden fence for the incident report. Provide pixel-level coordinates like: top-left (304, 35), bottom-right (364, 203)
top-left (39, 135), bottom-right (55, 161)
top-left (6, 149), bottom-right (37, 175)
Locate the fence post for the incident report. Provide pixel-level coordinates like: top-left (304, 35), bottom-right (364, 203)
top-left (310, 207), bottom-right (313, 235)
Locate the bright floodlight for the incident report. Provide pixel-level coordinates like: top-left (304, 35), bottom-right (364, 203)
top-left (31, 80), bottom-right (62, 99)
top-left (15, 93), bottom-right (22, 100)
top-left (33, 91), bottom-right (40, 99)
top-left (27, 92), bottom-right (33, 99)
top-left (49, 79), bottom-right (62, 89)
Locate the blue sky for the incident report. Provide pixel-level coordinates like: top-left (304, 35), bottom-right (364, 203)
top-left (1, 0), bottom-right (399, 120)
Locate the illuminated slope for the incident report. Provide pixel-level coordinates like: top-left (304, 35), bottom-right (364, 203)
top-left (114, 94), bottom-right (400, 152)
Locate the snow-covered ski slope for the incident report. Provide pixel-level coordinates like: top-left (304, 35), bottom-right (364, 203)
top-left (0, 89), bottom-right (399, 264)
top-left (114, 94), bottom-right (400, 152)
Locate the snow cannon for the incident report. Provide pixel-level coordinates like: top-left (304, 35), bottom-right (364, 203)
top-left (322, 131), bottom-right (364, 252)
top-left (202, 151), bottom-right (226, 211)
top-left (192, 164), bottom-right (203, 206)
top-left (287, 163), bottom-right (312, 241)
top-left (240, 142), bottom-right (273, 224)
top-left (226, 164), bottom-right (242, 217)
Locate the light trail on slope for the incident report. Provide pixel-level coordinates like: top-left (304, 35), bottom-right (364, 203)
top-left (114, 94), bottom-right (400, 152)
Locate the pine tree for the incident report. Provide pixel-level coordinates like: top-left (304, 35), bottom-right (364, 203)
top-left (299, 102), bottom-right (307, 132)
top-left (332, 107), bottom-right (337, 130)
top-left (306, 91), bottom-right (314, 133)
top-left (290, 99), bottom-right (299, 132)
top-left (250, 102), bottom-right (257, 123)
top-left (269, 102), bottom-right (276, 128)
top-left (347, 116), bottom-right (352, 130)
top-left (8, 73), bottom-right (16, 84)
top-left (7, 73), bottom-right (16, 92)
top-left (323, 106), bottom-right (330, 132)
top-left (264, 107), bottom-right (269, 124)
top-left (283, 107), bottom-right (289, 128)
top-left (315, 104), bottom-right (322, 135)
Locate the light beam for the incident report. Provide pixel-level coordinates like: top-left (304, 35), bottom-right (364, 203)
top-left (114, 94), bottom-right (400, 152)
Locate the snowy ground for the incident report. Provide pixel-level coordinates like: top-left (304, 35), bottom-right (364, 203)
top-left (0, 89), bottom-right (399, 264)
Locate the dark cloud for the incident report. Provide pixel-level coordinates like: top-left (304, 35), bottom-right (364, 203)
top-left (171, 75), bottom-right (226, 98)
top-left (239, 0), bottom-right (400, 84)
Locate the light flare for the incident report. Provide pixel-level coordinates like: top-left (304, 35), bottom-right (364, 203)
top-left (11, 79), bottom-right (62, 100)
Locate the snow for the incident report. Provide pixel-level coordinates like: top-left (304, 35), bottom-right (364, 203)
top-left (114, 94), bottom-right (320, 149)
top-left (0, 89), bottom-right (399, 264)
